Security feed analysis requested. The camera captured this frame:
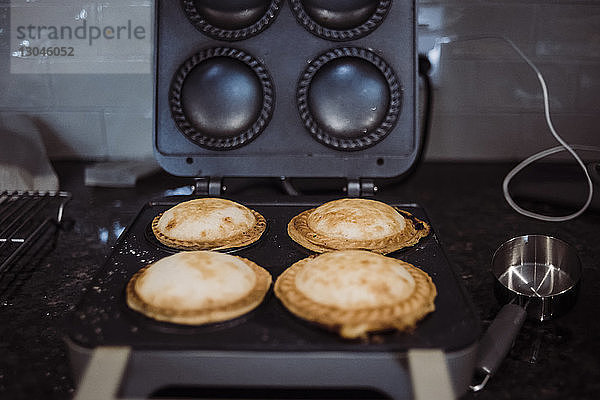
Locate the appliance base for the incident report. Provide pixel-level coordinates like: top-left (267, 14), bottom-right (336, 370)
top-left (67, 341), bottom-right (477, 399)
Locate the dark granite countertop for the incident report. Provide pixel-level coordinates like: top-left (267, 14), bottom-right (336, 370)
top-left (1, 161), bottom-right (599, 399)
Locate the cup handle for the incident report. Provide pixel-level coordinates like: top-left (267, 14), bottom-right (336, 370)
top-left (469, 303), bottom-right (527, 392)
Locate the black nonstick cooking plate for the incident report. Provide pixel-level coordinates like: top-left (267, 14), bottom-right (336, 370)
top-left (65, 197), bottom-right (480, 398)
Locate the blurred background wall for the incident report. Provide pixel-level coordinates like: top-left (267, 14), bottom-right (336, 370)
top-left (418, 0), bottom-right (600, 161)
top-left (0, 0), bottom-right (598, 162)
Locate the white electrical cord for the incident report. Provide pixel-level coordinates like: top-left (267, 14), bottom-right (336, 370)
top-left (431, 35), bottom-right (599, 221)
top-left (503, 145), bottom-right (600, 221)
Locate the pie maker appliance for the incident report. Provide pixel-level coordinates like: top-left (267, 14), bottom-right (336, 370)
top-left (65, 1), bottom-right (481, 398)
top-left (155, 0), bottom-right (420, 179)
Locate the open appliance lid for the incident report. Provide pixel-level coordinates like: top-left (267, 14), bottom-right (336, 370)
top-left (154, 0), bottom-right (419, 178)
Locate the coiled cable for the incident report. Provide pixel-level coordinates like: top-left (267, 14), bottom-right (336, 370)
top-left (431, 35), bottom-right (599, 221)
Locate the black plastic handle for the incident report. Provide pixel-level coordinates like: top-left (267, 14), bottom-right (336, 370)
top-left (470, 303), bottom-right (527, 391)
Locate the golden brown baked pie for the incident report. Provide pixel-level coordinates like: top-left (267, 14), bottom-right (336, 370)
top-left (287, 198), bottom-right (429, 254)
top-left (152, 198), bottom-right (266, 251)
top-left (126, 251), bottom-right (272, 325)
top-left (275, 250), bottom-right (436, 339)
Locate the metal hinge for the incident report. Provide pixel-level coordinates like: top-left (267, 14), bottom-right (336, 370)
top-left (345, 179), bottom-right (377, 197)
top-left (193, 177), bottom-right (223, 196)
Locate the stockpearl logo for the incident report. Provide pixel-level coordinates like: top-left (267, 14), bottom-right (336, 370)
top-left (10, 1), bottom-right (152, 74)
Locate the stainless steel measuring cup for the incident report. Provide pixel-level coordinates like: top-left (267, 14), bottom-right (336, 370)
top-left (470, 235), bottom-right (582, 391)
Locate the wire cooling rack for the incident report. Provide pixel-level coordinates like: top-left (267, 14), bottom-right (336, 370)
top-left (0, 191), bottom-right (71, 298)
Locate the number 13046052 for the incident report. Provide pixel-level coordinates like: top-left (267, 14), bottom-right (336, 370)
top-left (18, 46), bottom-right (75, 57)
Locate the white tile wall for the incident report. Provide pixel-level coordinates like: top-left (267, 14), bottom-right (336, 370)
top-left (418, 3), bottom-right (536, 59)
top-left (431, 59), bottom-right (480, 113)
top-left (426, 113), bottom-right (525, 160)
top-left (534, 5), bottom-right (600, 60)
top-left (0, 0), bottom-right (152, 160)
top-left (0, 72), bottom-right (55, 110)
top-left (0, 1), bottom-right (597, 163)
top-left (475, 60), bottom-right (578, 113)
top-left (576, 64), bottom-right (600, 113)
top-left (519, 114), bottom-right (600, 150)
top-left (32, 111), bottom-right (107, 159)
top-left (104, 111), bottom-right (153, 159)
top-left (51, 74), bottom-right (152, 111)
top-left (96, 3), bottom-right (153, 70)
top-left (420, 1), bottom-right (600, 161)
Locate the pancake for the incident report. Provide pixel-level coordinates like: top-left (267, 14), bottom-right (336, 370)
top-left (152, 198), bottom-right (266, 251)
top-left (287, 198), bottom-right (429, 254)
top-left (126, 251), bottom-right (272, 325)
top-left (274, 250), bottom-right (436, 339)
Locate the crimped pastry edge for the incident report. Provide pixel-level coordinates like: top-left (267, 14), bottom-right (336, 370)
top-left (274, 254), bottom-right (437, 339)
top-left (126, 254), bottom-right (272, 325)
top-left (287, 206), bottom-right (430, 255)
top-left (152, 207), bottom-right (266, 251)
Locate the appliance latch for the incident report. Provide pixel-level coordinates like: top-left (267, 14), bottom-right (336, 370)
top-left (193, 177), bottom-right (223, 196)
top-left (346, 179), bottom-right (377, 197)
